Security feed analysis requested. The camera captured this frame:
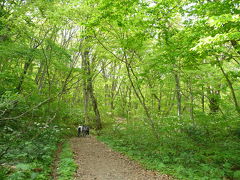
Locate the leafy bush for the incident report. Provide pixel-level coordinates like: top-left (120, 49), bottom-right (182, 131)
top-left (232, 127), bottom-right (240, 138)
top-left (98, 115), bottom-right (240, 180)
top-left (181, 124), bottom-right (209, 143)
top-left (0, 120), bottom-right (64, 179)
top-left (57, 142), bottom-right (77, 180)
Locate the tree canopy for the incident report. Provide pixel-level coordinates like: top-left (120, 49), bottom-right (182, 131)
top-left (1, 0), bottom-right (240, 179)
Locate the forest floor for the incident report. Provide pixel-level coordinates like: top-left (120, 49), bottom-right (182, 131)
top-left (70, 136), bottom-right (171, 180)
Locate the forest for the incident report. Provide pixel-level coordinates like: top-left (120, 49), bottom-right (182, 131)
top-left (0, 0), bottom-right (240, 179)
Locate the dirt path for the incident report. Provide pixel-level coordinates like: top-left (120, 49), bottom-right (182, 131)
top-left (70, 136), bottom-right (171, 180)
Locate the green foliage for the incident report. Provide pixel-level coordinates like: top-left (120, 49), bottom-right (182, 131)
top-left (1, 0), bottom-right (240, 179)
top-left (98, 115), bottom-right (240, 180)
top-left (0, 121), bottom-right (64, 179)
top-left (233, 171), bottom-right (240, 180)
top-left (57, 142), bottom-right (77, 180)
top-left (232, 127), bottom-right (240, 138)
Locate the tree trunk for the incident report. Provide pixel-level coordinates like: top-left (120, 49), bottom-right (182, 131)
top-left (82, 52), bottom-right (90, 123)
top-left (189, 80), bottom-right (194, 121)
top-left (174, 73), bottom-right (182, 119)
top-left (207, 87), bottom-right (220, 114)
top-left (125, 60), bottom-right (158, 139)
top-left (16, 58), bottom-right (33, 93)
top-left (101, 61), bottom-right (109, 108)
top-left (201, 85), bottom-right (205, 113)
top-left (82, 50), bottom-right (102, 130)
top-left (217, 58), bottom-right (240, 115)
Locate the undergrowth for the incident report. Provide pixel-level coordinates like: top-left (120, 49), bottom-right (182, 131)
top-left (57, 142), bottom-right (77, 180)
top-left (0, 120), bottom-right (73, 180)
top-left (98, 114), bottom-right (240, 180)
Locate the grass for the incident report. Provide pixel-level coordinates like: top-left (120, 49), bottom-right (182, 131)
top-left (57, 142), bottom-right (77, 180)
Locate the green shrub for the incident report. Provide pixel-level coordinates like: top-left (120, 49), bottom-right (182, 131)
top-left (98, 115), bottom-right (240, 180)
top-left (57, 142), bottom-right (77, 180)
top-left (0, 121), bottom-right (63, 179)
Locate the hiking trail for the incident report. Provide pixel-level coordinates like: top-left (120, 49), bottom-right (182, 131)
top-left (70, 136), bottom-right (171, 180)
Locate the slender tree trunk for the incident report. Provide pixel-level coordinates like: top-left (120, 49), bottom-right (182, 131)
top-left (127, 85), bottom-right (132, 120)
top-left (83, 81), bottom-right (89, 123)
top-left (163, 90), bottom-right (176, 116)
top-left (152, 93), bottom-right (162, 113)
top-left (35, 60), bottom-right (43, 85)
top-left (201, 85), bottom-right (205, 113)
top-left (189, 80), bottom-right (194, 121)
top-left (37, 63), bottom-right (47, 93)
top-left (125, 60), bottom-right (158, 139)
top-left (217, 58), bottom-right (240, 115)
top-left (88, 80), bottom-right (102, 130)
top-left (110, 62), bottom-right (117, 111)
top-left (101, 61), bottom-right (109, 107)
top-left (16, 39), bottom-right (43, 93)
top-left (174, 72), bottom-right (181, 119)
top-left (82, 52), bottom-right (90, 123)
top-left (16, 58), bottom-right (33, 92)
top-left (148, 82), bottom-right (162, 114)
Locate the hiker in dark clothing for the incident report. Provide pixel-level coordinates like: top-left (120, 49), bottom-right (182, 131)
top-left (78, 125), bottom-right (90, 137)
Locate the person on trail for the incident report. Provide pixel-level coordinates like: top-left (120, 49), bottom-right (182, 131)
top-left (78, 125), bottom-right (90, 137)
top-left (82, 126), bottom-right (90, 136)
top-left (77, 125), bottom-right (83, 137)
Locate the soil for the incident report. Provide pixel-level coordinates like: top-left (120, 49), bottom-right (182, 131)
top-left (70, 136), bottom-right (172, 180)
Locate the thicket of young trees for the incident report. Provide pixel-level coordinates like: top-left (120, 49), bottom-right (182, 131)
top-left (0, 0), bottom-right (240, 179)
